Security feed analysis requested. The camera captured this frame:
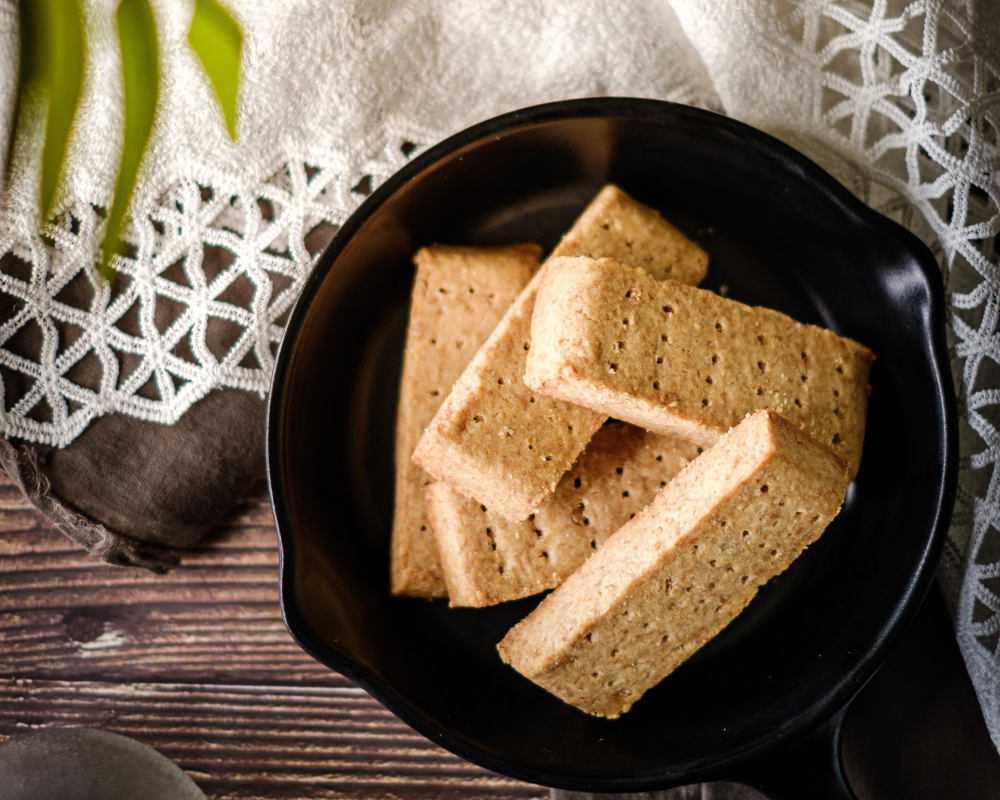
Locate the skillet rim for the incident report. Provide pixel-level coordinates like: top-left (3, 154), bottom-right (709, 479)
top-left (265, 97), bottom-right (958, 792)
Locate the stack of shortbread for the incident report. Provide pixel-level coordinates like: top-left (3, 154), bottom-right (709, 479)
top-left (391, 186), bottom-right (874, 717)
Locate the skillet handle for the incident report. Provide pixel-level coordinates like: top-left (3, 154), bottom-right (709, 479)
top-left (731, 704), bottom-right (856, 800)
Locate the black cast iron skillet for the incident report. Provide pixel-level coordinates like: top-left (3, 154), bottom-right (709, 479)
top-left (266, 98), bottom-right (957, 798)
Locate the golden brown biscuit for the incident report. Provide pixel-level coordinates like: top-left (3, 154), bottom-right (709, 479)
top-left (497, 410), bottom-right (849, 718)
top-left (423, 424), bottom-right (699, 607)
top-left (526, 256), bottom-right (874, 479)
top-left (552, 185), bottom-right (709, 281)
top-left (412, 187), bottom-right (708, 523)
top-left (391, 244), bottom-right (540, 597)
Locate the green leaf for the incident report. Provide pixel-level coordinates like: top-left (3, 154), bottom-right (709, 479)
top-left (11, 0), bottom-right (86, 220)
top-left (40, 0), bottom-right (85, 219)
top-left (101, 0), bottom-right (159, 282)
top-left (188, 0), bottom-right (242, 140)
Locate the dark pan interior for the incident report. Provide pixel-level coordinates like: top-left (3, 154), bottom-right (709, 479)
top-left (268, 101), bottom-right (955, 791)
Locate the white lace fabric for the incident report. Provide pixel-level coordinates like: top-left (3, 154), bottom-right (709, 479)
top-left (3, 0), bottom-right (1000, 752)
top-left (0, 0), bottom-right (719, 446)
top-left (668, 0), bottom-right (1000, 747)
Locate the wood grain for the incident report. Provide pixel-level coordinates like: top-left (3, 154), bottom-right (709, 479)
top-left (0, 472), bottom-right (545, 800)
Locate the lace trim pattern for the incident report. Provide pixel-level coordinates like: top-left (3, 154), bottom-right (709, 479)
top-left (0, 0), bottom-right (720, 449)
top-left (766, 0), bottom-right (1000, 739)
top-left (0, 138), bottom-right (419, 446)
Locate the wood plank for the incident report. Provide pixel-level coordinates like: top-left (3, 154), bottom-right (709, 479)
top-left (0, 477), bottom-right (335, 685)
top-left (0, 679), bottom-right (546, 800)
top-left (0, 471), bottom-right (545, 798)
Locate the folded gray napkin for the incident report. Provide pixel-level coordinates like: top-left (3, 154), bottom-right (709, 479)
top-left (0, 226), bottom-right (335, 572)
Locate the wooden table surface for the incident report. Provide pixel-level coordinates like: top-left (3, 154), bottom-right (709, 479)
top-left (0, 471), bottom-right (547, 800)
top-left (5, 467), bottom-right (1000, 800)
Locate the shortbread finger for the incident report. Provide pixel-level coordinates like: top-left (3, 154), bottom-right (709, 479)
top-left (554, 184), bottom-right (708, 281)
top-left (497, 410), bottom-right (849, 718)
top-left (424, 424), bottom-right (700, 607)
top-left (412, 187), bottom-right (708, 523)
top-left (392, 244), bottom-right (540, 597)
top-left (526, 256), bottom-right (874, 479)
